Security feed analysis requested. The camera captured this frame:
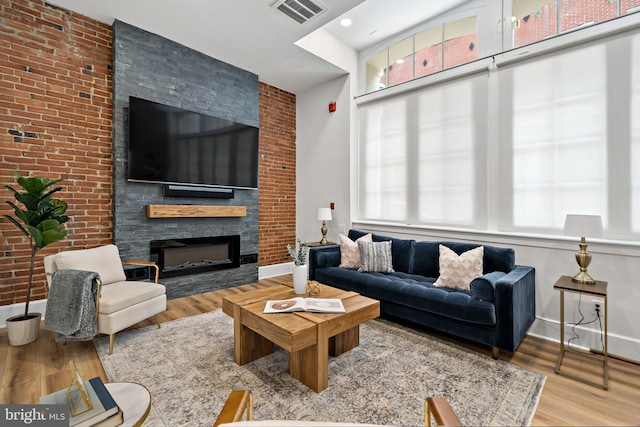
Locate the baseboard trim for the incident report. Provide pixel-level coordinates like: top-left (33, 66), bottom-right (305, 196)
top-left (0, 300), bottom-right (47, 329)
top-left (528, 316), bottom-right (640, 364)
top-left (258, 262), bottom-right (293, 279)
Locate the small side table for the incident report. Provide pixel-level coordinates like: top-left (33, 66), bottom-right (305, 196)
top-left (105, 382), bottom-right (152, 426)
top-left (554, 275), bottom-right (608, 390)
top-left (303, 241), bottom-right (337, 247)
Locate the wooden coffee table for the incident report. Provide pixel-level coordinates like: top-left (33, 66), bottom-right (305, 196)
top-left (222, 283), bottom-right (380, 392)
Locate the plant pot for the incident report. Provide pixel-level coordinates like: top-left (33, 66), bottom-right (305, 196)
top-left (6, 312), bottom-right (42, 346)
top-left (292, 264), bottom-right (308, 295)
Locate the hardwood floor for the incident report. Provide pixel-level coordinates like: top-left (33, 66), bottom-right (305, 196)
top-left (1, 275), bottom-right (639, 425)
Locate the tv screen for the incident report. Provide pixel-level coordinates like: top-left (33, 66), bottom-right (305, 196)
top-left (127, 96), bottom-right (259, 189)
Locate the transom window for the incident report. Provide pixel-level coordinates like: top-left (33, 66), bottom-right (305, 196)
top-left (363, 0), bottom-right (640, 95)
top-left (365, 16), bottom-right (478, 93)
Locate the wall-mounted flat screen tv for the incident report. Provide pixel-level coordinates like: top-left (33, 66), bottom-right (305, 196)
top-left (127, 96), bottom-right (259, 189)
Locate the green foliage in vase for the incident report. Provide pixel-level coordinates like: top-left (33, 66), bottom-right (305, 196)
top-left (4, 171), bottom-right (69, 318)
top-left (287, 239), bottom-right (308, 266)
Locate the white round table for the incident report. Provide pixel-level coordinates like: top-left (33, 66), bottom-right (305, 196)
top-left (105, 382), bottom-right (151, 427)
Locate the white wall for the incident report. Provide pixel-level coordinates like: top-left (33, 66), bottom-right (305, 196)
top-left (296, 75), bottom-right (352, 245)
top-left (295, 29), bottom-right (359, 246)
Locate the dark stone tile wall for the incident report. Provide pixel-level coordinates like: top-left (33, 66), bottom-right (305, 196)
top-left (112, 20), bottom-right (259, 299)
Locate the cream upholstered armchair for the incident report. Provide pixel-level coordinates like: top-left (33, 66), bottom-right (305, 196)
top-left (44, 244), bottom-right (167, 354)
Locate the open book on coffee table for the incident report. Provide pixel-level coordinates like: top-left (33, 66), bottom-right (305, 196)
top-left (264, 297), bottom-right (346, 314)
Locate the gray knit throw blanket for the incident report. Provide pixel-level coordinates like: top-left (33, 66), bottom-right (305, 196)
top-left (44, 269), bottom-right (100, 342)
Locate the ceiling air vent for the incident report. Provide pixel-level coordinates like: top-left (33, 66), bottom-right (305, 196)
top-left (273, 0), bottom-right (325, 24)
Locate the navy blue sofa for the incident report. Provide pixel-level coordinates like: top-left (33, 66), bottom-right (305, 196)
top-left (308, 229), bottom-right (536, 356)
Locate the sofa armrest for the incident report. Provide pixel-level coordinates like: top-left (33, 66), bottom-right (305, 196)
top-left (494, 266), bottom-right (536, 352)
top-left (308, 245), bottom-right (341, 281)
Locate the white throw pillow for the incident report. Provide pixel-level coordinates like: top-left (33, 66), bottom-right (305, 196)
top-left (339, 233), bottom-right (372, 269)
top-left (433, 245), bottom-right (484, 291)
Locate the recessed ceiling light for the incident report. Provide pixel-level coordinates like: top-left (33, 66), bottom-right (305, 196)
top-left (340, 18), bottom-right (352, 27)
top-left (396, 59), bottom-right (405, 64)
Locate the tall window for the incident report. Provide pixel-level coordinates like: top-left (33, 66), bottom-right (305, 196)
top-left (417, 78), bottom-right (483, 226)
top-left (358, 73), bottom-right (487, 226)
top-left (357, 20), bottom-right (640, 241)
top-left (503, 44), bottom-right (607, 231)
top-left (359, 100), bottom-right (407, 221)
top-left (632, 33), bottom-right (640, 232)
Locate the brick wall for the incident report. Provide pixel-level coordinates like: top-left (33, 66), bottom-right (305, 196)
top-left (0, 0), bottom-right (113, 306)
top-left (258, 82), bottom-right (296, 266)
top-left (0, 0), bottom-right (297, 307)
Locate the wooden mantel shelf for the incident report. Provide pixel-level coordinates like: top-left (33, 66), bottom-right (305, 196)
top-left (146, 204), bottom-right (247, 218)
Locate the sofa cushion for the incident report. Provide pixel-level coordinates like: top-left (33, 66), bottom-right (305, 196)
top-left (372, 235), bottom-right (414, 273)
top-left (358, 241), bottom-right (394, 273)
top-left (54, 244), bottom-right (127, 285)
top-left (481, 245), bottom-right (516, 273)
top-left (98, 281), bottom-right (166, 314)
top-left (410, 241), bottom-right (441, 277)
top-left (434, 245), bottom-right (484, 291)
top-left (470, 271), bottom-right (506, 302)
top-left (348, 229), bottom-right (414, 273)
top-left (338, 233), bottom-right (372, 268)
top-left (411, 241), bottom-right (516, 277)
top-left (314, 267), bottom-right (496, 325)
top-left (348, 229), bottom-right (369, 241)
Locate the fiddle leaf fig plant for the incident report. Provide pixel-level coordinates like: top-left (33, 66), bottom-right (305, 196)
top-left (4, 171), bottom-right (69, 318)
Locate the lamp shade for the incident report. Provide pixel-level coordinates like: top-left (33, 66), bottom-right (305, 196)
top-left (564, 214), bottom-right (603, 238)
top-left (316, 207), bottom-right (332, 221)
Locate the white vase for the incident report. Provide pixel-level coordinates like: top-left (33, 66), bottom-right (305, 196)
top-left (292, 264), bottom-right (308, 295)
top-left (6, 312), bottom-right (42, 346)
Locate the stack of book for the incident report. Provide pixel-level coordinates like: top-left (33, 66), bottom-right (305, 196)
top-left (40, 377), bottom-right (123, 427)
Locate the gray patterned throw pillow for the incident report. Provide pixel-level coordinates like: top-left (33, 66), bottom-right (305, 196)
top-left (357, 240), bottom-right (394, 273)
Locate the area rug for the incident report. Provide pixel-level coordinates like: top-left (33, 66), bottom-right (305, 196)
top-left (94, 310), bottom-right (545, 426)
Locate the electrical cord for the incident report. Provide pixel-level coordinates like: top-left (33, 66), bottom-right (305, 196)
top-left (566, 294), bottom-right (603, 352)
top-left (595, 304), bottom-right (605, 352)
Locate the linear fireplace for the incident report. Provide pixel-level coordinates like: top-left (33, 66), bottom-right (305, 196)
top-left (150, 235), bottom-right (240, 278)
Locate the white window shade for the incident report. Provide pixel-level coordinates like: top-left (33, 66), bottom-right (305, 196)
top-left (358, 72), bottom-right (487, 226)
top-left (633, 34), bottom-right (640, 233)
top-left (356, 21), bottom-right (640, 242)
top-left (498, 43), bottom-right (608, 232)
top-left (358, 99), bottom-right (407, 221)
top-left (417, 76), bottom-right (487, 226)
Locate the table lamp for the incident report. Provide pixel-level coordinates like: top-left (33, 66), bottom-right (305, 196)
top-left (563, 214), bottom-right (603, 284)
top-left (317, 207), bottom-right (332, 245)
